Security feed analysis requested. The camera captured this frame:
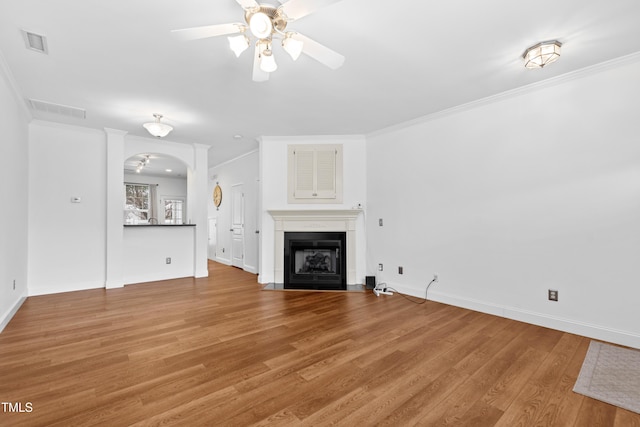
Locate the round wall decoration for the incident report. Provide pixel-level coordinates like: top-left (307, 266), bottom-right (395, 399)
top-left (213, 184), bottom-right (222, 209)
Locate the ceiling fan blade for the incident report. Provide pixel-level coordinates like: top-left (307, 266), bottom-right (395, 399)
top-left (171, 23), bottom-right (243, 41)
top-left (252, 44), bottom-right (269, 82)
top-left (293, 33), bottom-right (345, 70)
top-left (279, 0), bottom-right (343, 20)
top-left (236, 0), bottom-right (259, 9)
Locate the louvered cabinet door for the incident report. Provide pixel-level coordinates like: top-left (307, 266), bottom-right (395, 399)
top-left (288, 144), bottom-right (343, 204)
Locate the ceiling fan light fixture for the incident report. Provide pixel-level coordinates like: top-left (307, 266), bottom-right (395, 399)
top-left (249, 12), bottom-right (273, 39)
top-left (260, 48), bottom-right (278, 72)
top-left (143, 114), bottom-right (173, 138)
top-left (228, 34), bottom-right (250, 57)
top-left (282, 34), bottom-right (303, 61)
top-left (523, 40), bottom-right (562, 69)
top-left (172, 1), bottom-right (345, 81)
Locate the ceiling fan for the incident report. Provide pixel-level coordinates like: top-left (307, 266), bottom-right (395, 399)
top-left (172, 0), bottom-right (345, 82)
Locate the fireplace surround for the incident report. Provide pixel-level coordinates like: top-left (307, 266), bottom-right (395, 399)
top-left (268, 210), bottom-right (362, 286)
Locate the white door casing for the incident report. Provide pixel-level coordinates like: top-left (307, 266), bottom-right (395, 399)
top-left (231, 184), bottom-right (244, 268)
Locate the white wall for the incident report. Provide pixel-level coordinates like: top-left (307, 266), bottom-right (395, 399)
top-left (259, 136), bottom-right (367, 284)
top-left (208, 150), bottom-right (259, 273)
top-left (28, 122), bottom-right (107, 296)
top-left (0, 55), bottom-right (29, 331)
top-left (366, 56), bottom-right (640, 348)
top-left (123, 226), bottom-right (194, 284)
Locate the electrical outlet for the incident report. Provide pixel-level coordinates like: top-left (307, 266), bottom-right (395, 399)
top-left (548, 289), bottom-right (558, 301)
top-left (166, 257), bottom-right (172, 264)
top-left (398, 266), bottom-right (403, 274)
top-left (378, 218), bottom-right (383, 226)
top-left (378, 263), bottom-right (383, 271)
top-left (433, 274), bottom-right (438, 282)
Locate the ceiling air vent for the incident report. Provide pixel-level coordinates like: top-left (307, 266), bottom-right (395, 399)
top-left (21, 30), bottom-right (48, 54)
top-left (28, 99), bottom-right (86, 119)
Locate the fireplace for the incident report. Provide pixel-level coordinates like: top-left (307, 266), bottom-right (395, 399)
top-left (268, 209), bottom-right (362, 287)
top-left (284, 232), bottom-right (346, 290)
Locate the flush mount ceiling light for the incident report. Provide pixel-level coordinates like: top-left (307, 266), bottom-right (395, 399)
top-left (523, 40), bottom-right (562, 69)
top-left (172, 0), bottom-right (345, 82)
top-left (143, 114), bottom-right (173, 138)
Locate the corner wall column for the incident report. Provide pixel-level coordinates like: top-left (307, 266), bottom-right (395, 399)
top-left (105, 128), bottom-right (127, 289)
top-left (192, 143), bottom-right (210, 278)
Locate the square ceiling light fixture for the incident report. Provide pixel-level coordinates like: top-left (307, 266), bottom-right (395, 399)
top-left (22, 30), bottom-right (48, 54)
top-left (523, 40), bottom-right (562, 69)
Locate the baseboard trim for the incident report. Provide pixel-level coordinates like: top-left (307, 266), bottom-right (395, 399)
top-left (195, 268), bottom-right (209, 278)
top-left (29, 282), bottom-right (105, 297)
top-left (123, 272), bottom-right (194, 286)
top-left (214, 256), bottom-right (232, 266)
top-left (212, 257), bottom-right (257, 275)
top-left (389, 284), bottom-right (640, 350)
top-left (243, 264), bottom-right (258, 274)
top-left (0, 296), bottom-right (27, 333)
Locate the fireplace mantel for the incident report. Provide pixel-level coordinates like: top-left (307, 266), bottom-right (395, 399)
top-left (269, 209), bottom-right (362, 222)
top-left (268, 209), bottom-right (362, 285)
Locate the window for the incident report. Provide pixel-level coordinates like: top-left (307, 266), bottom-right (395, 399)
top-left (288, 144), bottom-right (343, 204)
top-left (124, 183), bottom-right (150, 224)
top-left (164, 198), bottom-right (184, 224)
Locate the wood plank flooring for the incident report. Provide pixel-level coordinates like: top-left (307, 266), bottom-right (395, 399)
top-left (1, 261), bottom-right (638, 426)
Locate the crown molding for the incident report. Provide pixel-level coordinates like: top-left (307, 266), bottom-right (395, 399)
top-left (210, 148), bottom-right (259, 169)
top-left (368, 51), bottom-right (640, 138)
top-left (260, 134), bottom-right (365, 143)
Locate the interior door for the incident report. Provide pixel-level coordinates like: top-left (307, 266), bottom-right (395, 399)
top-left (231, 184), bottom-right (244, 268)
top-left (208, 217), bottom-right (217, 260)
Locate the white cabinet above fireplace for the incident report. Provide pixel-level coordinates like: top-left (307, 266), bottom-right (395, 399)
top-left (287, 144), bottom-right (343, 204)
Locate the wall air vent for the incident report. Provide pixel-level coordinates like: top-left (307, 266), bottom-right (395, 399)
top-left (21, 30), bottom-right (48, 54)
top-left (28, 99), bottom-right (86, 119)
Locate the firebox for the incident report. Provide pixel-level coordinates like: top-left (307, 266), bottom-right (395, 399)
top-left (284, 231), bottom-right (346, 290)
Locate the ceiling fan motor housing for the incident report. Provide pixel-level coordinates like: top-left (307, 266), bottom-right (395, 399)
top-left (245, 4), bottom-right (288, 36)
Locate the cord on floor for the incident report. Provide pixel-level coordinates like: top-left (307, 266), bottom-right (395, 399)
top-left (377, 277), bottom-right (437, 305)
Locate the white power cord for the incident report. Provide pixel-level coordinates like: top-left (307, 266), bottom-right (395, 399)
top-left (373, 283), bottom-right (393, 297)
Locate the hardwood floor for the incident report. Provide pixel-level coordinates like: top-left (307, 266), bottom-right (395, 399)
top-left (1, 261), bottom-right (638, 426)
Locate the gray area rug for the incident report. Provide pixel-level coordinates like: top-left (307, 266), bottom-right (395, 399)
top-left (574, 341), bottom-right (640, 414)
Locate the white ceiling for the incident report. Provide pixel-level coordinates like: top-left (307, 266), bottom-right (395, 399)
top-left (2, 0), bottom-right (640, 167)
